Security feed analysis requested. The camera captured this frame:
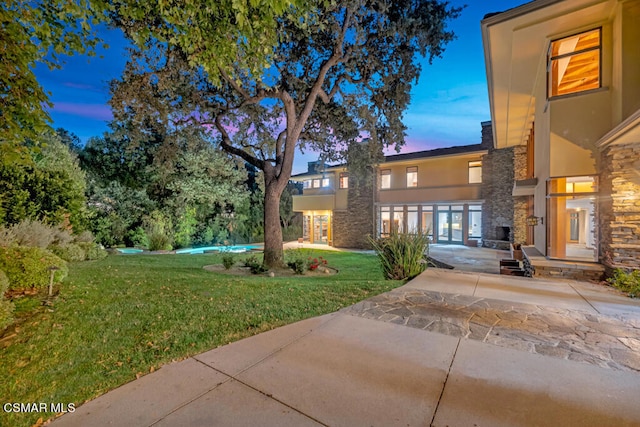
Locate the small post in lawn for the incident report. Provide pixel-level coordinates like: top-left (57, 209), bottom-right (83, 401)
top-left (48, 266), bottom-right (60, 297)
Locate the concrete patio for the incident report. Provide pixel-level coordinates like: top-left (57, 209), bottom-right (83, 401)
top-left (51, 267), bottom-right (640, 427)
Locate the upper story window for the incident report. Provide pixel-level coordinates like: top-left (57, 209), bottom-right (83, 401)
top-left (406, 167), bottom-right (418, 187)
top-left (468, 161), bottom-right (482, 184)
top-left (380, 169), bottom-right (391, 189)
top-left (548, 28), bottom-right (601, 98)
top-left (304, 177), bottom-right (331, 189)
top-left (339, 173), bottom-right (349, 189)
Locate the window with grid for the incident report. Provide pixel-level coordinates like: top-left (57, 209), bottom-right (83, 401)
top-left (548, 28), bottom-right (601, 98)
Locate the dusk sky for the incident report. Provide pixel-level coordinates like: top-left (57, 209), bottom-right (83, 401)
top-left (35, 0), bottom-right (528, 174)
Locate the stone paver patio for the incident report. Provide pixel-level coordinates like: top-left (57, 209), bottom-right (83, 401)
top-left (343, 286), bottom-right (640, 372)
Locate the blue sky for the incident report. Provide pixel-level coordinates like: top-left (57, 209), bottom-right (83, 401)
top-left (35, 1), bottom-right (527, 174)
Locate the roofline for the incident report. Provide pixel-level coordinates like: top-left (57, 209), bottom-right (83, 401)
top-left (481, 0), bottom-right (565, 28)
top-left (381, 145), bottom-right (487, 164)
top-left (481, 0), bottom-right (565, 149)
top-left (291, 144), bottom-right (489, 179)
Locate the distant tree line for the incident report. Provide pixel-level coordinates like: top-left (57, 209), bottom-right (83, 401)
top-left (0, 126), bottom-right (302, 250)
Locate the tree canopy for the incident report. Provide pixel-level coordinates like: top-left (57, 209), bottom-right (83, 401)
top-left (109, 0), bottom-right (462, 267)
top-left (1, 0), bottom-right (305, 146)
top-left (0, 0), bottom-right (108, 143)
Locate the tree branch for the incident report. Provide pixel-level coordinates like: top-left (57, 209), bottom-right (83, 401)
top-left (214, 114), bottom-right (265, 170)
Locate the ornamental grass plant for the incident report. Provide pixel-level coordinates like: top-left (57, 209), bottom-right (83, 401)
top-left (368, 230), bottom-right (430, 280)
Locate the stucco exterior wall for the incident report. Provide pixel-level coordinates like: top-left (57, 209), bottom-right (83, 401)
top-left (378, 154), bottom-right (484, 191)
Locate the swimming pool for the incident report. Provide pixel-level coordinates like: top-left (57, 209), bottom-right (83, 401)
top-left (175, 245), bottom-right (261, 255)
top-left (116, 248), bottom-right (145, 254)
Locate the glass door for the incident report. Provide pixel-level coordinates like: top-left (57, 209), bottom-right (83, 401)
top-left (313, 215), bottom-right (329, 244)
top-left (437, 208), bottom-right (463, 243)
top-left (450, 211), bottom-right (463, 243)
top-left (437, 211), bottom-right (450, 242)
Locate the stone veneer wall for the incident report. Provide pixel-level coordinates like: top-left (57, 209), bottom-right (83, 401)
top-left (481, 146), bottom-right (515, 246)
top-left (512, 145), bottom-right (529, 245)
top-left (599, 141), bottom-right (640, 271)
top-left (332, 172), bottom-right (375, 249)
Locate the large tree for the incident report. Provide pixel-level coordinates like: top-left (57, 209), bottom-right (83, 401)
top-left (109, 0), bottom-right (461, 267)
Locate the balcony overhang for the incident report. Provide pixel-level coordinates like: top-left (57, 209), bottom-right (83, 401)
top-left (292, 194), bottom-right (335, 212)
top-left (512, 178), bottom-right (538, 196)
top-left (481, 0), bottom-right (616, 149)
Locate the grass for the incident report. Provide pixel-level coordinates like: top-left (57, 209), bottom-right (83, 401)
top-left (0, 250), bottom-right (401, 427)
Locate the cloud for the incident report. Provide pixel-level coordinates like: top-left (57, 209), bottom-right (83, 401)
top-left (62, 82), bottom-right (100, 91)
top-left (50, 102), bottom-right (113, 121)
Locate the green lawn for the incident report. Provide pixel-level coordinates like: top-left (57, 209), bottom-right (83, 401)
top-left (0, 250), bottom-right (401, 427)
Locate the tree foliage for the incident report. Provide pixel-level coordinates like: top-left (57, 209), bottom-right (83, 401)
top-left (0, 0), bottom-right (107, 143)
top-left (109, 0), bottom-right (461, 267)
top-left (81, 126), bottom-right (252, 248)
top-left (0, 132), bottom-right (87, 227)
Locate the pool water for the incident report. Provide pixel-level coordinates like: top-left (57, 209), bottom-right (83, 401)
top-left (116, 248), bottom-right (144, 254)
top-left (175, 245), bottom-right (261, 255)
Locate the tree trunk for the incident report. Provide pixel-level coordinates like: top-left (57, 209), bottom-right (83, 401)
top-left (263, 178), bottom-right (285, 269)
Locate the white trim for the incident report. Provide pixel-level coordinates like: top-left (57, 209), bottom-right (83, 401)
top-left (596, 109), bottom-right (640, 148)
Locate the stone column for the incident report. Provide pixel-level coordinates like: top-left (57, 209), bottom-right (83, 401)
top-left (599, 141), bottom-right (640, 271)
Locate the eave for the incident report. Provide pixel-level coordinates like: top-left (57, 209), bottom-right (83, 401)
top-left (481, 0), bottom-right (617, 149)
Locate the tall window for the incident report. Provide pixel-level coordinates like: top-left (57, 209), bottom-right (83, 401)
top-left (548, 28), bottom-right (601, 98)
top-left (468, 161), bottom-right (482, 184)
top-left (303, 180), bottom-right (311, 189)
top-left (380, 169), bottom-right (391, 189)
top-left (406, 167), bottom-right (418, 187)
top-left (312, 179), bottom-right (321, 188)
top-left (321, 177), bottom-right (330, 188)
top-left (380, 206), bottom-right (391, 236)
top-left (421, 206), bottom-right (433, 237)
top-left (407, 206), bottom-right (418, 232)
top-left (468, 205), bottom-right (482, 238)
top-left (339, 172), bottom-right (349, 189)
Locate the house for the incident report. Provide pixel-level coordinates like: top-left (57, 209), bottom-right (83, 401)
top-left (292, 123), bottom-right (492, 249)
top-left (481, 0), bottom-right (640, 278)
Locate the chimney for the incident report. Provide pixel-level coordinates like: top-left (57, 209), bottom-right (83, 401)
top-left (481, 121), bottom-right (494, 150)
top-left (307, 161), bottom-right (324, 174)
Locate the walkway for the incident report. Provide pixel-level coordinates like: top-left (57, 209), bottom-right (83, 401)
top-left (51, 268), bottom-right (640, 427)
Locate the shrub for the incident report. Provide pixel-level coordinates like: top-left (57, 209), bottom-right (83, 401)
top-left (0, 220), bottom-right (75, 249)
top-left (608, 268), bottom-right (640, 298)
top-left (0, 246), bottom-right (68, 291)
top-left (50, 243), bottom-right (86, 262)
top-left (285, 249), bottom-right (308, 275)
top-left (0, 270), bottom-right (14, 331)
top-left (367, 231), bottom-right (429, 280)
top-left (147, 232), bottom-right (172, 252)
top-left (308, 256), bottom-right (328, 272)
top-left (77, 242), bottom-right (108, 260)
top-left (126, 227), bottom-right (148, 248)
top-left (222, 254), bottom-right (235, 270)
top-left (74, 230), bottom-right (95, 244)
top-left (243, 255), bottom-right (267, 274)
